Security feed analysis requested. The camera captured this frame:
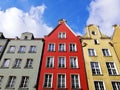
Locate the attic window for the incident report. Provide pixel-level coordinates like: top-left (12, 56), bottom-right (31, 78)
top-left (92, 31), bottom-right (96, 35)
top-left (58, 32), bottom-right (66, 39)
top-left (24, 36), bottom-right (28, 39)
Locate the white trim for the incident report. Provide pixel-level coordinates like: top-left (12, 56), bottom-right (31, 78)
top-left (94, 80), bottom-right (106, 90)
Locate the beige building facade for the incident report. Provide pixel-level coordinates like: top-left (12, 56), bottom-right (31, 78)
top-left (112, 25), bottom-right (120, 62)
top-left (81, 25), bottom-right (120, 90)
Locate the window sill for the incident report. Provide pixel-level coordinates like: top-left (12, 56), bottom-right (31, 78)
top-left (43, 87), bottom-right (53, 90)
top-left (7, 52), bottom-right (15, 53)
top-left (92, 74), bottom-right (103, 76)
top-left (28, 52), bottom-right (36, 53)
top-left (109, 74), bottom-right (120, 76)
top-left (24, 67), bottom-right (33, 69)
top-left (1, 67), bottom-right (9, 69)
top-left (6, 87), bottom-right (15, 89)
top-left (12, 67), bottom-right (21, 69)
top-left (70, 67), bottom-right (80, 69)
top-left (71, 88), bottom-right (81, 90)
top-left (57, 88), bottom-right (67, 90)
top-left (18, 52), bottom-right (26, 53)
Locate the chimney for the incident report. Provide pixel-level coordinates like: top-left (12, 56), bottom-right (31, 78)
top-left (58, 19), bottom-right (67, 24)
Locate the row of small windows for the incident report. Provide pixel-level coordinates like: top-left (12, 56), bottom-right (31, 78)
top-left (88, 49), bottom-right (111, 56)
top-left (94, 81), bottom-right (120, 90)
top-left (91, 62), bottom-right (118, 75)
top-left (46, 56), bottom-right (79, 68)
top-left (8, 46), bottom-right (36, 53)
top-left (48, 43), bottom-right (77, 52)
top-left (40, 73), bottom-right (120, 90)
top-left (1, 58), bottom-right (33, 68)
top-left (0, 76), bottom-right (29, 89)
top-left (43, 74), bottom-right (80, 89)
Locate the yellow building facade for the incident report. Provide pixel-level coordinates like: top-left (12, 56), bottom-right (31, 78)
top-left (112, 25), bottom-right (120, 61)
top-left (81, 25), bottom-right (120, 90)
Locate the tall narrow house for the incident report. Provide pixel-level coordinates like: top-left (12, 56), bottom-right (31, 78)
top-left (0, 32), bottom-right (43, 90)
top-left (81, 25), bottom-right (120, 90)
top-left (112, 25), bottom-right (120, 61)
top-left (38, 19), bottom-right (88, 90)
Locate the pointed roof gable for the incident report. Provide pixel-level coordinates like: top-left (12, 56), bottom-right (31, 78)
top-left (82, 24), bottom-right (110, 39)
top-left (45, 19), bottom-right (77, 37)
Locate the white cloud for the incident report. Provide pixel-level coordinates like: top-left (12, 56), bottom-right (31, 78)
top-left (0, 4), bottom-right (53, 38)
top-left (87, 0), bottom-right (120, 36)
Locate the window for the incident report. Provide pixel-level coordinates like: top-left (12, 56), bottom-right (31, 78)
top-left (48, 43), bottom-right (55, 51)
top-left (43, 74), bottom-right (52, 88)
top-left (19, 76), bottom-right (29, 88)
top-left (8, 46), bottom-right (15, 53)
top-left (25, 59), bottom-right (33, 68)
top-left (0, 76), bottom-right (3, 85)
top-left (70, 57), bottom-right (78, 68)
top-left (0, 45), bottom-right (3, 52)
top-left (58, 32), bottom-right (66, 39)
top-left (2, 59), bottom-right (10, 68)
top-left (29, 46), bottom-right (36, 53)
top-left (102, 49), bottom-right (111, 56)
top-left (88, 49), bottom-right (96, 56)
top-left (6, 76), bottom-right (16, 88)
top-left (46, 57), bottom-right (54, 68)
top-left (106, 62), bottom-right (118, 75)
top-left (94, 81), bottom-right (105, 90)
top-left (94, 39), bottom-right (99, 44)
top-left (91, 62), bottom-right (101, 75)
top-left (58, 57), bottom-right (66, 68)
top-left (13, 59), bottom-right (21, 68)
top-left (58, 74), bottom-right (66, 88)
top-left (70, 44), bottom-right (77, 52)
top-left (92, 31), bottom-right (96, 35)
top-left (59, 43), bottom-right (66, 51)
top-left (112, 81), bottom-right (120, 90)
top-left (18, 46), bottom-right (26, 53)
top-left (71, 75), bottom-right (80, 88)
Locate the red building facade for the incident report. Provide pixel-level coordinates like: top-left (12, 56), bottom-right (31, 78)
top-left (38, 19), bottom-right (88, 90)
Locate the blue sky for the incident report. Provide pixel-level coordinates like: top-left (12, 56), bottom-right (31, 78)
top-left (0, 0), bottom-right (120, 37)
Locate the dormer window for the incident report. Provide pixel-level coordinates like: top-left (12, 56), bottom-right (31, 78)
top-left (24, 36), bottom-right (28, 40)
top-left (58, 32), bottom-right (66, 39)
top-left (92, 31), bottom-right (96, 35)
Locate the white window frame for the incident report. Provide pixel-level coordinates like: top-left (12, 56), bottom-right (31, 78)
top-left (58, 32), bottom-right (66, 39)
top-left (46, 57), bottom-right (54, 68)
top-left (71, 74), bottom-right (81, 89)
top-left (13, 59), bottom-right (21, 68)
top-left (106, 62), bottom-right (118, 75)
top-left (48, 43), bottom-right (55, 52)
top-left (88, 49), bottom-right (96, 56)
top-left (8, 46), bottom-right (16, 53)
top-left (94, 39), bottom-right (99, 44)
top-left (70, 57), bottom-right (79, 68)
top-left (43, 74), bottom-right (53, 88)
top-left (58, 57), bottom-right (66, 68)
top-left (90, 62), bottom-right (102, 75)
top-left (57, 74), bottom-right (66, 88)
top-left (19, 76), bottom-right (29, 88)
top-left (102, 49), bottom-right (111, 56)
top-left (94, 81), bottom-right (105, 90)
top-left (111, 81), bottom-right (120, 90)
top-left (6, 76), bottom-right (16, 88)
top-left (18, 46), bottom-right (26, 53)
top-left (59, 43), bottom-right (66, 52)
top-left (69, 43), bottom-right (77, 52)
top-left (25, 59), bottom-right (33, 68)
top-left (29, 46), bottom-right (36, 53)
top-left (2, 59), bottom-right (10, 68)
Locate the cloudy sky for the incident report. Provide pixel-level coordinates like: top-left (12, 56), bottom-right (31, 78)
top-left (0, 0), bottom-right (120, 38)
